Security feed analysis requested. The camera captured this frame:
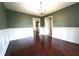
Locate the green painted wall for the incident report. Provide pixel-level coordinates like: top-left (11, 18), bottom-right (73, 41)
top-left (44, 3), bottom-right (79, 27)
top-left (0, 3), bottom-right (7, 29)
top-left (1, 2), bottom-right (79, 28)
top-left (40, 17), bottom-right (45, 27)
top-left (6, 9), bottom-right (40, 28)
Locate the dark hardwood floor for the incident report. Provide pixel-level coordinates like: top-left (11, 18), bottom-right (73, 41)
top-left (5, 32), bottom-right (79, 56)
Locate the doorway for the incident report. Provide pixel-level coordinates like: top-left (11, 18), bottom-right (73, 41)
top-left (45, 16), bottom-right (53, 36)
top-left (33, 17), bottom-right (40, 34)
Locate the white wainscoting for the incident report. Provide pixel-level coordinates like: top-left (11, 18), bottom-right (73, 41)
top-left (0, 29), bottom-right (9, 56)
top-left (0, 27), bottom-right (79, 56)
top-left (53, 27), bottom-right (79, 44)
top-left (7, 28), bottom-right (34, 41)
top-left (7, 27), bottom-right (46, 41)
top-left (7, 27), bottom-right (79, 44)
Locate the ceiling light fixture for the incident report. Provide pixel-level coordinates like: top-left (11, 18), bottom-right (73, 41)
top-left (39, 1), bottom-right (46, 16)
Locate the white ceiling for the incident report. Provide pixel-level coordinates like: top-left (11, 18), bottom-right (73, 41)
top-left (3, 1), bottom-right (76, 16)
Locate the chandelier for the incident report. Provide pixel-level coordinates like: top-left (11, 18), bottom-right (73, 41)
top-left (39, 1), bottom-right (46, 16)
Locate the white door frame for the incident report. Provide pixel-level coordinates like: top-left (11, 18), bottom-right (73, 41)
top-left (45, 16), bottom-right (53, 36)
top-left (33, 17), bottom-right (40, 32)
